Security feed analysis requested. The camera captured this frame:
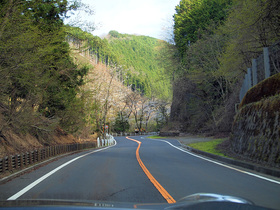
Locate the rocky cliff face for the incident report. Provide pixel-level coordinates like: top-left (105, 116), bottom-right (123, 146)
top-left (166, 75), bottom-right (237, 134)
top-left (231, 73), bottom-right (280, 167)
top-left (169, 77), bottom-right (196, 131)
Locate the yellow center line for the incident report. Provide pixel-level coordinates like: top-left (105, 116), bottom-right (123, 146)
top-left (126, 136), bottom-right (176, 204)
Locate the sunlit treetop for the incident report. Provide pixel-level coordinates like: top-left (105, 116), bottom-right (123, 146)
top-left (173, 0), bottom-right (232, 57)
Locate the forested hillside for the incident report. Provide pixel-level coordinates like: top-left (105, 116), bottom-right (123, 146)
top-left (66, 27), bottom-right (171, 136)
top-left (0, 0), bottom-right (171, 156)
top-left (66, 27), bottom-right (171, 100)
top-left (107, 31), bottom-right (171, 100)
top-left (0, 0), bottom-right (92, 156)
top-left (165, 0), bottom-right (280, 134)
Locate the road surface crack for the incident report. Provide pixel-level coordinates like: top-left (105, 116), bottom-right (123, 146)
top-left (108, 188), bottom-right (128, 197)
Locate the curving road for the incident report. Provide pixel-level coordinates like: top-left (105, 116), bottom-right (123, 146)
top-left (0, 136), bottom-right (280, 209)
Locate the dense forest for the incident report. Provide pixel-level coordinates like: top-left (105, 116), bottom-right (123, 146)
top-left (66, 27), bottom-right (171, 100)
top-left (0, 0), bottom-right (90, 136)
top-left (165, 0), bottom-right (280, 134)
top-left (108, 31), bottom-right (171, 100)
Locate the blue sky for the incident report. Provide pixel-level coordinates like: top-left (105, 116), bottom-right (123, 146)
top-left (79, 0), bottom-right (181, 39)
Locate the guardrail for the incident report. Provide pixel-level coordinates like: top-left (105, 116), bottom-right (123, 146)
top-left (97, 134), bottom-right (115, 147)
top-left (0, 142), bottom-right (96, 174)
top-left (111, 132), bottom-right (159, 137)
top-left (239, 41), bottom-right (280, 102)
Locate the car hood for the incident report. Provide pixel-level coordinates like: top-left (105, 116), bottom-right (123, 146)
top-left (0, 193), bottom-right (270, 210)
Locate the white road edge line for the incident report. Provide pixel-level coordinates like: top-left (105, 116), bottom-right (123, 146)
top-left (149, 138), bottom-right (280, 185)
top-left (7, 142), bottom-right (117, 201)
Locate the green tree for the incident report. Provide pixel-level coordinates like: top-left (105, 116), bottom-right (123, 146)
top-left (107, 32), bottom-right (171, 99)
top-left (219, 0), bottom-right (280, 80)
top-left (112, 112), bottom-right (130, 133)
top-left (109, 30), bottom-right (122, 38)
top-left (168, 0), bottom-right (280, 133)
top-left (173, 0), bottom-right (232, 57)
top-left (168, 0), bottom-right (233, 133)
top-left (0, 0), bottom-right (89, 135)
top-left (155, 101), bottom-right (169, 131)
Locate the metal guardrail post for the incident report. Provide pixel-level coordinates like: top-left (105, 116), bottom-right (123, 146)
top-left (0, 158), bottom-right (2, 173)
top-left (37, 150), bottom-right (40, 162)
top-left (23, 153), bottom-right (26, 167)
top-left (47, 147), bottom-right (50, 158)
top-left (14, 155), bottom-right (18, 169)
top-left (18, 155), bottom-right (21, 169)
top-left (26, 153), bottom-right (29, 165)
top-left (252, 59), bottom-right (257, 86)
top-left (247, 68), bottom-right (252, 89)
top-left (8, 156), bottom-right (12, 171)
top-left (239, 44), bottom-right (278, 102)
top-left (263, 47), bottom-right (270, 79)
top-left (20, 154), bottom-right (23, 168)
top-left (5, 157), bottom-right (8, 172)
top-left (17, 155), bottom-right (21, 169)
top-left (41, 149), bottom-right (44, 160)
top-left (31, 151), bottom-right (34, 164)
top-left (0, 142), bottom-right (98, 174)
top-left (35, 150), bottom-right (38, 162)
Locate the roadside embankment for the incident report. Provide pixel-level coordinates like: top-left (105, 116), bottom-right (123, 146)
top-left (231, 73), bottom-right (280, 168)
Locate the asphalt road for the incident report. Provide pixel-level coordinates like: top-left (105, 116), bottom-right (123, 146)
top-left (0, 136), bottom-right (280, 209)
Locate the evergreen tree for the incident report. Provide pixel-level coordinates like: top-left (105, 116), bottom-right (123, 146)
top-left (0, 0), bottom-right (88, 134)
top-left (173, 0), bottom-right (232, 57)
top-left (112, 112), bottom-right (130, 133)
